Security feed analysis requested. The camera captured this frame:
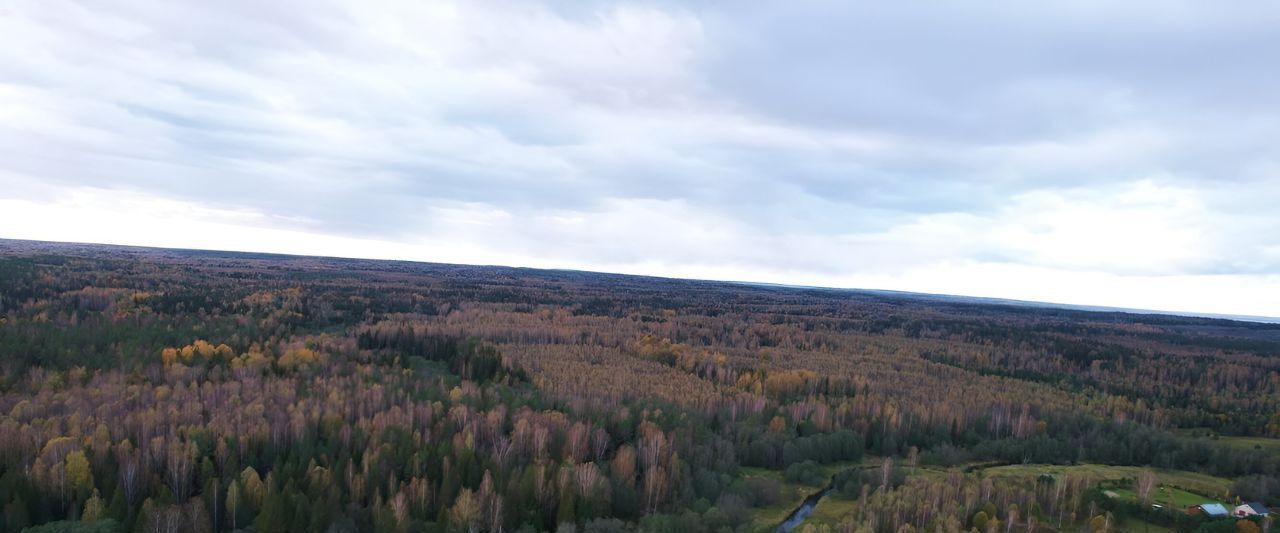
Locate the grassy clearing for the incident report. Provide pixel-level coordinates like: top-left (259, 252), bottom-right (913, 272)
top-left (1109, 486), bottom-right (1224, 509)
top-left (744, 461), bottom-right (1236, 531)
top-left (979, 464), bottom-right (1232, 498)
top-left (746, 492), bottom-right (861, 532)
top-left (739, 466), bottom-right (821, 532)
top-left (807, 497), bottom-right (860, 525)
top-left (748, 501), bottom-right (795, 533)
top-left (1206, 436), bottom-right (1280, 453)
top-left (1173, 429), bottom-right (1280, 453)
top-left (741, 460), bottom-right (873, 531)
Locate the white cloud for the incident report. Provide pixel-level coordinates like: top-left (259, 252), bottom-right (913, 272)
top-left (5, 183), bottom-right (1278, 318)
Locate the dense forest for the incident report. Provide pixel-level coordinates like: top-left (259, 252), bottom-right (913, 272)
top-left (0, 239), bottom-right (1276, 533)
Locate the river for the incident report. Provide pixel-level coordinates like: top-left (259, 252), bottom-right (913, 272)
top-left (776, 483), bottom-right (836, 532)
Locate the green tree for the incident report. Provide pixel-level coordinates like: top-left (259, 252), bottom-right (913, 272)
top-left (972, 511), bottom-right (989, 530)
top-left (82, 489), bottom-right (105, 522)
top-left (4, 496), bottom-right (32, 531)
top-left (65, 451), bottom-right (94, 500)
top-left (255, 488), bottom-right (290, 533)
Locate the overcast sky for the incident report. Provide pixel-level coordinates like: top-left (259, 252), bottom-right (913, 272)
top-left (3, 1), bottom-right (1279, 317)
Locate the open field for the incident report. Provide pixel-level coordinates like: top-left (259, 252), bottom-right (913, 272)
top-left (979, 464), bottom-right (1234, 498)
top-left (743, 460), bottom-right (1239, 531)
top-left (745, 460), bottom-right (1239, 531)
top-left (1173, 430), bottom-right (1280, 454)
top-left (1108, 486), bottom-right (1224, 509)
top-left (1217, 436), bottom-right (1280, 452)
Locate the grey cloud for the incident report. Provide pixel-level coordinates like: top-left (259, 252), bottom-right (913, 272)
top-left (2, 0), bottom-right (1279, 295)
top-left (701, 2), bottom-right (1280, 137)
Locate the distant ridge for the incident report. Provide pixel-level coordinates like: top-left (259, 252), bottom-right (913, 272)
top-left (738, 281), bottom-right (1280, 325)
top-left (3, 236), bottom-right (1277, 325)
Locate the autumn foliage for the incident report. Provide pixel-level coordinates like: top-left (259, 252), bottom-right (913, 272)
top-left (0, 240), bottom-right (1277, 532)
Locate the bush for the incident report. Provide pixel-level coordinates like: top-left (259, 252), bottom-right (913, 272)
top-left (920, 444), bottom-right (973, 467)
top-left (583, 518), bottom-right (632, 533)
top-left (702, 494), bottom-right (751, 530)
top-left (21, 520), bottom-right (121, 533)
top-left (735, 476), bottom-right (782, 507)
top-left (784, 460), bottom-right (827, 486)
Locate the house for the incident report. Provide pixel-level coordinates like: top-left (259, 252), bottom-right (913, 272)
top-left (1189, 503), bottom-right (1230, 517)
top-left (1234, 503), bottom-right (1270, 518)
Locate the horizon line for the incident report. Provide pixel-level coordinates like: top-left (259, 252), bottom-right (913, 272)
top-left (4, 236), bottom-right (1279, 325)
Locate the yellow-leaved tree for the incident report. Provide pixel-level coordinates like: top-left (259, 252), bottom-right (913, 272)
top-left (81, 489), bottom-right (104, 522)
top-left (64, 451), bottom-right (94, 500)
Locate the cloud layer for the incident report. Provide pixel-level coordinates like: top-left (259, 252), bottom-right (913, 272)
top-left (3, 0), bottom-right (1279, 316)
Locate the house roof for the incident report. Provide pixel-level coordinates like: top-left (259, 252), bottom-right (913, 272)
top-left (1199, 503), bottom-right (1229, 516)
top-left (1242, 502), bottom-right (1270, 514)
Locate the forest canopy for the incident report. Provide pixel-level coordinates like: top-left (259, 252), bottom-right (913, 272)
top-left (0, 240), bottom-right (1277, 533)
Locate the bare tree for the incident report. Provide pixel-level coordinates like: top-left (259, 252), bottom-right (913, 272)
top-left (166, 439), bottom-right (194, 502)
top-left (1137, 470), bottom-right (1158, 503)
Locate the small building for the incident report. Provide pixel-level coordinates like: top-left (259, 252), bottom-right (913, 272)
top-left (1189, 503), bottom-right (1229, 517)
top-left (1234, 503), bottom-right (1270, 518)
